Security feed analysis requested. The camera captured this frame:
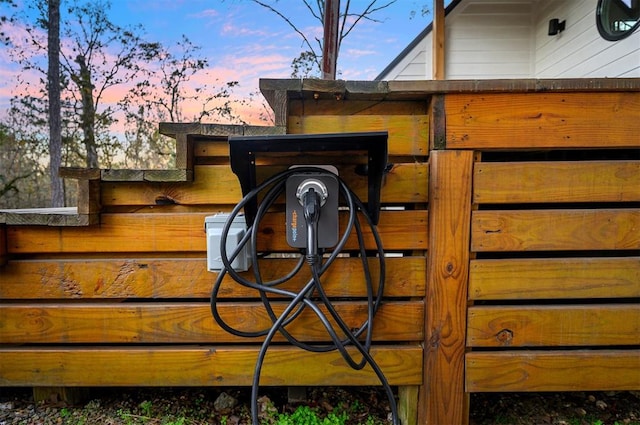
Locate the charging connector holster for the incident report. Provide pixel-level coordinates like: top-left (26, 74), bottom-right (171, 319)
top-left (285, 171), bottom-right (339, 249)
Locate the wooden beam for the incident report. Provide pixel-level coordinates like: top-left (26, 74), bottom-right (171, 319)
top-left (469, 257), bottom-right (640, 300)
top-left (0, 346), bottom-right (423, 387)
top-left (6, 210), bottom-right (428, 254)
top-left (445, 91), bottom-right (640, 149)
top-left (432, 0), bottom-right (445, 80)
top-left (0, 301), bottom-right (424, 344)
top-left (421, 150), bottom-right (473, 424)
top-left (474, 160), bottom-right (640, 204)
top-left (466, 350), bottom-right (640, 392)
top-left (472, 209), bottom-right (640, 252)
top-left (467, 304), bottom-right (640, 347)
top-left (0, 257), bottom-right (425, 299)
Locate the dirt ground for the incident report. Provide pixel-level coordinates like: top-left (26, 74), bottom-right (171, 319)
top-left (1, 386), bottom-right (640, 424)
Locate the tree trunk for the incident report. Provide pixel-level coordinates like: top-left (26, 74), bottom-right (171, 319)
top-left (48, 0), bottom-right (64, 207)
top-left (74, 54), bottom-right (99, 169)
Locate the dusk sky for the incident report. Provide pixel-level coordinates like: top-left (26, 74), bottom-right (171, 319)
top-left (0, 0), bottom-right (439, 124)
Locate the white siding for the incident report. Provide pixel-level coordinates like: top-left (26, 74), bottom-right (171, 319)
top-left (378, 0), bottom-right (640, 80)
top-left (446, 1), bottom-right (534, 79)
top-left (388, 35), bottom-right (433, 80)
top-left (534, 0), bottom-right (640, 78)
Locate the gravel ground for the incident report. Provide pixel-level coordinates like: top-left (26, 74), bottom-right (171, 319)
top-left (1, 387), bottom-right (640, 424)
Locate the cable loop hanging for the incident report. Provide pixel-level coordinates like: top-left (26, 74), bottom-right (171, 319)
top-left (210, 166), bottom-right (398, 425)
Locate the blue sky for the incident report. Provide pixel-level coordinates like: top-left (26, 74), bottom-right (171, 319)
top-left (1, 0), bottom-right (438, 123)
top-left (112, 0), bottom-right (431, 79)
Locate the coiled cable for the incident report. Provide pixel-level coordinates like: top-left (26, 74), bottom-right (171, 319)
top-left (210, 167), bottom-right (398, 425)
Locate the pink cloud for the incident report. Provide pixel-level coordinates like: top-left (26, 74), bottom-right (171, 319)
top-left (221, 22), bottom-right (270, 37)
top-left (344, 48), bottom-right (377, 58)
top-left (190, 8), bottom-right (219, 19)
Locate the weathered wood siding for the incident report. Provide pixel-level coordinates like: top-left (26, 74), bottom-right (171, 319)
top-left (1, 78), bottom-right (639, 425)
top-left (453, 89), bottom-right (640, 394)
top-left (0, 87), bottom-right (429, 425)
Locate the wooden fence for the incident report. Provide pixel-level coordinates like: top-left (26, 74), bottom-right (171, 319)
top-left (1, 78), bottom-right (639, 424)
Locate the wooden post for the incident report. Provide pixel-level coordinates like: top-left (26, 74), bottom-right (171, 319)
top-left (322, 0), bottom-right (339, 79)
top-left (421, 150), bottom-right (473, 424)
top-left (432, 0), bottom-right (445, 80)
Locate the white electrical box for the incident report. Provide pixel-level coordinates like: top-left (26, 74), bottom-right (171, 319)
top-left (205, 213), bottom-right (252, 272)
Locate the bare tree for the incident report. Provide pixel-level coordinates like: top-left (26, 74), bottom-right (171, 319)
top-left (5, 0), bottom-right (163, 169)
top-left (58, 0), bottom-right (162, 169)
top-left (251, 0), bottom-right (397, 78)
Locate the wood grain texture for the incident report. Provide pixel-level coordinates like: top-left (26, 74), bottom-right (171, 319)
top-left (398, 386), bottom-right (419, 425)
top-left (474, 161), bottom-right (640, 204)
top-left (76, 179), bottom-right (101, 215)
top-left (469, 257), bottom-right (640, 300)
top-left (0, 301), bottom-right (423, 344)
top-left (422, 150), bottom-right (473, 425)
top-left (446, 92), bottom-right (640, 149)
top-left (260, 78), bottom-right (640, 99)
top-left (6, 210), bottom-right (427, 254)
top-left (0, 209), bottom-right (99, 226)
top-left (287, 115), bottom-right (429, 156)
top-left (467, 304), bottom-right (640, 347)
top-left (0, 225), bottom-right (6, 266)
top-left (0, 345), bottom-right (423, 386)
top-left (472, 209), bottom-right (640, 252)
top-left (100, 163), bottom-right (428, 207)
top-left (101, 169), bottom-right (192, 182)
top-left (0, 257), bottom-right (426, 299)
top-left (466, 350), bottom-right (640, 392)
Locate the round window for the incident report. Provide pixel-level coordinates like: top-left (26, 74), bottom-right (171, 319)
top-left (597, 0), bottom-right (640, 40)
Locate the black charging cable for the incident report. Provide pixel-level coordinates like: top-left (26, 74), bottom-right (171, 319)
top-left (210, 167), bottom-right (399, 425)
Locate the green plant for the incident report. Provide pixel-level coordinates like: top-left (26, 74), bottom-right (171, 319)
top-left (362, 416), bottom-right (376, 425)
top-left (116, 407), bottom-right (135, 425)
top-left (140, 399), bottom-right (153, 417)
top-left (162, 418), bottom-right (186, 425)
top-left (350, 400), bottom-right (364, 414)
top-left (270, 405), bottom-right (348, 425)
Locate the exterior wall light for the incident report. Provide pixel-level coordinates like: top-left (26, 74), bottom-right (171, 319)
top-left (548, 18), bottom-right (566, 35)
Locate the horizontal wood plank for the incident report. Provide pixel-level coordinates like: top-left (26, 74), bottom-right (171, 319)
top-left (0, 301), bottom-right (423, 344)
top-left (0, 345), bottom-right (423, 386)
top-left (466, 350), bottom-right (640, 392)
top-left (101, 163), bottom-right (428, 207)
top-left (101, 169), bottom-right (192, 183)
top-left (288, 100), bottom-right (428, 117)
top-left (0, 208), bottom-right (99, 227)
top-left (469, 257), bottom-right (640, 300)
top-left (446, 92), bottom-right (640, 149)
top-left (0, 257), bottom-right (426, 299)
top-left (0, 225), bottom-right (6, 266)
top-left (6, 210), bottom-right (428, 254)
top-left (472, 209), bottom-right (640, 252)
top-left (467, 304), bottom-right (640, 347)
top-left (288, 115), bottom-right (428, 156)
top-left (101, 165), bottom-right (242, 206)
top-left (474, 161), bottom-right (640, 204)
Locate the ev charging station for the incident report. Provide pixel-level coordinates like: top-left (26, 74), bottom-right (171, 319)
top-left (206, 131), bottom-right (397, 425)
